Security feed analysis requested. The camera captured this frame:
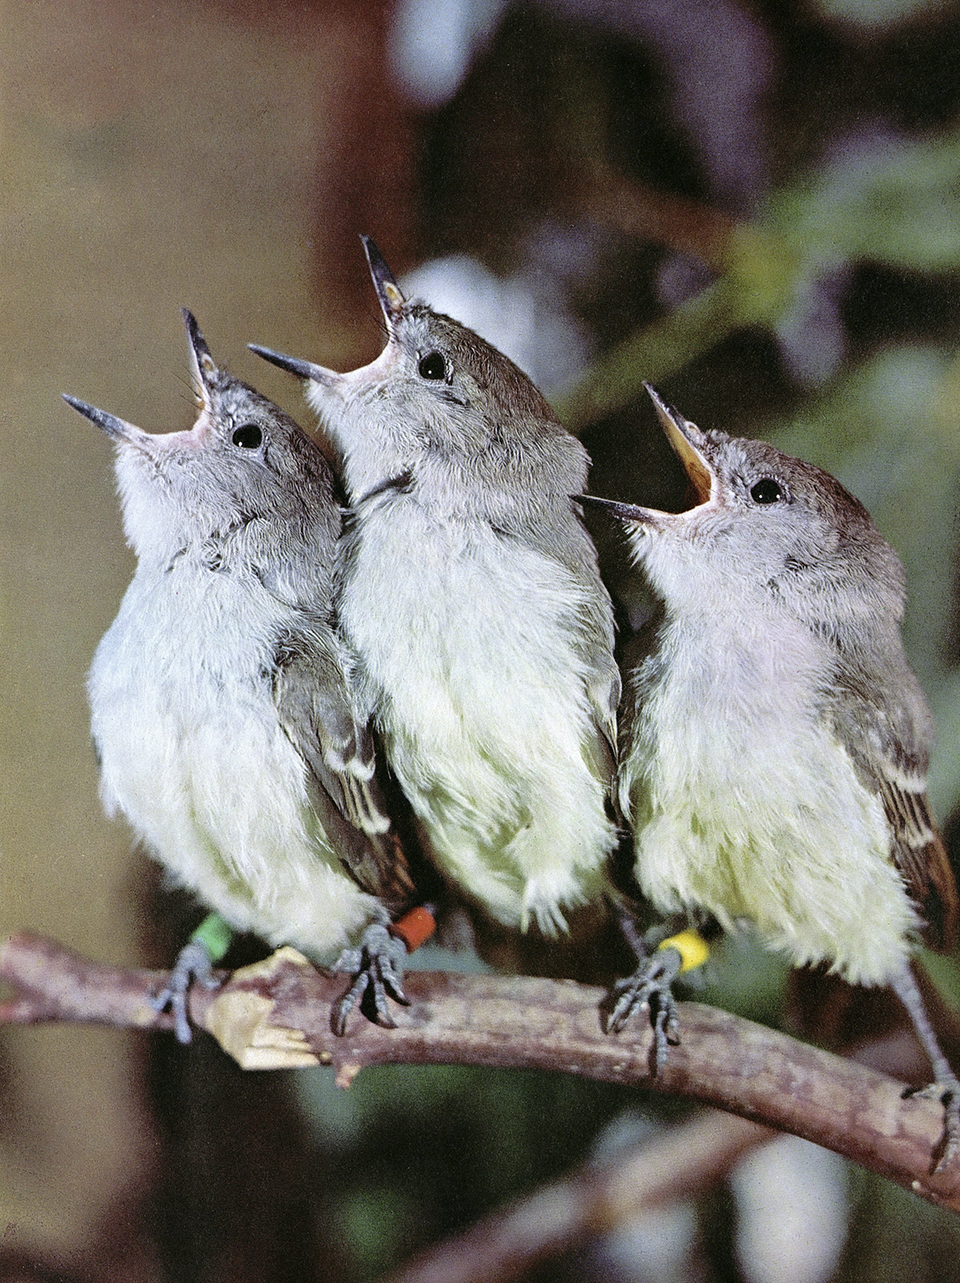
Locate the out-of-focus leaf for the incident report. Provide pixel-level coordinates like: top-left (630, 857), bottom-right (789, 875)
top-left (927, 669), bottom-right (960, 822)
top-left (554, 257), bottom-right (796, 432)
top-left (695, 933), bottom-right (792, 1029)
top-left (768, 130), bottom-right (960, 272)
top-left (558, 129), bottom-right (960, 432)
top-left (916, 945), bottom-right (960, 1010)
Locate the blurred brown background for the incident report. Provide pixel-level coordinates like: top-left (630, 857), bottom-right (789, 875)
top-left (1, 1), bottom-right (416, 1274)
top-left (4, 1), bottom-right (960, 1280)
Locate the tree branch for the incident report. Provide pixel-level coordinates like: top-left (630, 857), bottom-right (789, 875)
top-left (2, 931), bottom-right (959, 1211)
top-left (380, 1108), bottom-right (773, 1283)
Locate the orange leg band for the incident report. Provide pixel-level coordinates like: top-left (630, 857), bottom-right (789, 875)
top-left (388, 905), bottom-right (437, 953)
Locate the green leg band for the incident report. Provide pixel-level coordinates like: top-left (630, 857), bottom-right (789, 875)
top-left (190, 912), bottom-right (234, 964)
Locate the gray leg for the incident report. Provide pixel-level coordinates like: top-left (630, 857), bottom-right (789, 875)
top-left (152, 938), bottom-right (220, 1044)
top-left (892, 960), bottom-right (960, 1170)
top-left (607, 908), bottom-right (690, 1072)
top-left (152, 913), bottom-right (231, 1043)
top-left (329, 921), bottom-right (410, 1036)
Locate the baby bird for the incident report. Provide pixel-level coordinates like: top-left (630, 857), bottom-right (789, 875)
top-left (583, 385), bottom-right (960, 1164)
top-left (65, 310), bottom-right (422, 1041)
top-left (251, 239), bottom-right (622, 944)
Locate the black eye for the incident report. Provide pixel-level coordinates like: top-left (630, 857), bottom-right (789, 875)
top-left (750, 478), bottom-right (783, 504)
top-left (418, 351), bottom-right (447, 380)
top-left (232, 424), bottom-right (262, 449)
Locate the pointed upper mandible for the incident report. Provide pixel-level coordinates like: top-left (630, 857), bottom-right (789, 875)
top-left (181, 307), bottom-right (219, 405)
top-left (361, 235), bottom-right (406, 321)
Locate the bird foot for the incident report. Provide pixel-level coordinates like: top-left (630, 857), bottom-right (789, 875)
top-left (903, 1078), bottom-right (960, 1172)
top-left (891, 961), bottom-right (960, 1172)
top-left (152, 938), bottom-right (221, 1044)
top-left (330, 922), bottom-right (410, 1035)
top-left (605, 946), bottom-right (683, 1074)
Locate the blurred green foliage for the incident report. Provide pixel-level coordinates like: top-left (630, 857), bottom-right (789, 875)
top-left (294, 1061), bottom-right (646, 1279)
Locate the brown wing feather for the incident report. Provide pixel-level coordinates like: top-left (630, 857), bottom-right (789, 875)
top-left (273, 629), bottom-right (418, 915)
top-left (879, 773), bottom-right (958, 953)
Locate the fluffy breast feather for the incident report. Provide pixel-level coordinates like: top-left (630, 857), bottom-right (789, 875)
top-left (621, 605), bottom-right (918, 985)
top-left (338, 500), bottom-right (618, 931)
top-left (89, 561), bottom-right (377, 958)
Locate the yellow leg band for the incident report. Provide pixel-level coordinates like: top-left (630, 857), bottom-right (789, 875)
top-left (657, 929), bottom-right (710, 974)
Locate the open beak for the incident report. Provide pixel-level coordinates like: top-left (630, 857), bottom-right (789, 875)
top-left (643, 384), bottom-right (714, 505)
top-left (251, 237), bottom-right (405, 391)
top-left (576, 386), bottom-right (718, 530)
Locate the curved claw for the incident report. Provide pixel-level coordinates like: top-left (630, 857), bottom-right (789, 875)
top-left (891, 961), bottom-right (960, 1172)
top-left (329, 923), bottom-right (410, 1036)
top-left (605, 946), bottom-right (684, 1074)
top-left (152, 938), bottom-right (221, 1044)
top-left (903, 1080), bottom-right (960, 1172)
